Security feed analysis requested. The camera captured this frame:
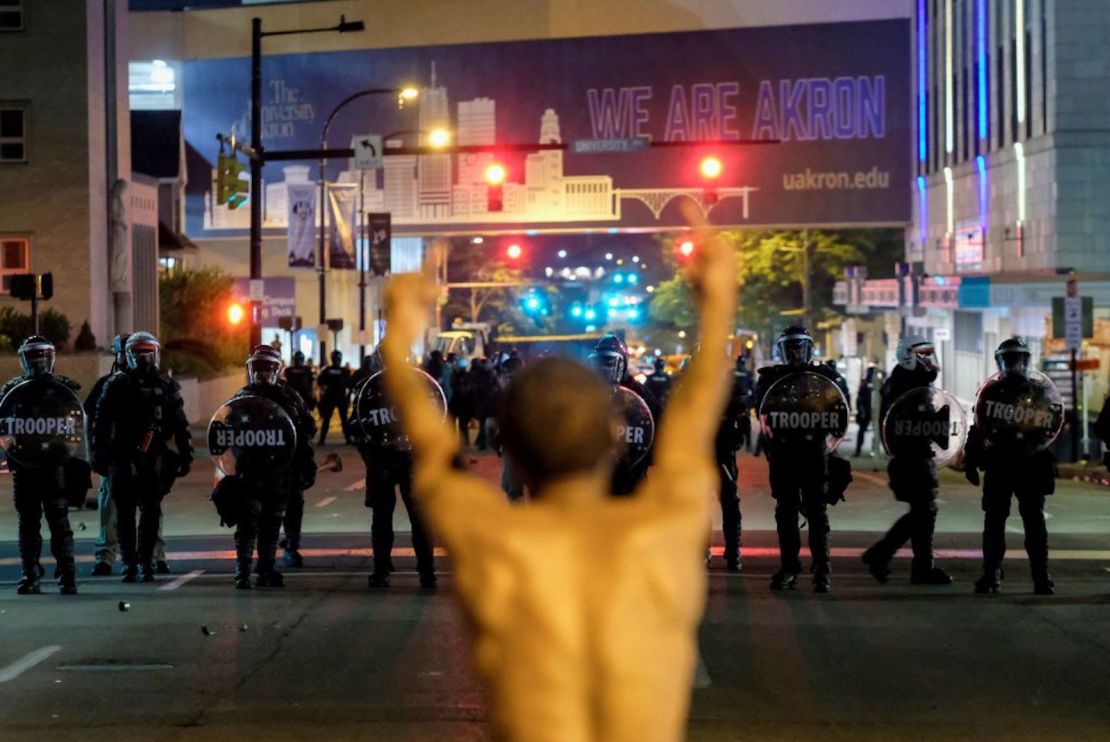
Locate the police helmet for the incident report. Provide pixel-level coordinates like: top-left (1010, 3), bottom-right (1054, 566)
top-left (247, 344), bottom-right (283, 386)
top-left (111, 333), bottom-right (131, 369)
top-left (125, 332), bottom-right (161, 373)
top-left (776, 325), bottom-right (814, 367)
top-left (896, 336), bottom-right (938, 374)
top-left (994, 337), bottom-right (1032, 377)
top-left (18, 335), bottom-right (55, 378)
top-left (588, 333), bottom-right (628, 385)
top-left (291, 350), bottom-right (305, 367)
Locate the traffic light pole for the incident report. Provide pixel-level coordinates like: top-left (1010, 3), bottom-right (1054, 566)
top-left (248, 18), bottom-right (263, 350)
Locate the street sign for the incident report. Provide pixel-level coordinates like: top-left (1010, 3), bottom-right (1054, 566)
top-left (353, 134), bottom-right (382, 170)
top-left (570, 138), bottom-right (650, 155)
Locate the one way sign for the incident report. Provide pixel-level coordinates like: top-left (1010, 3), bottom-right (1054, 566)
top-left (353, 134), bottom-right (382, 170)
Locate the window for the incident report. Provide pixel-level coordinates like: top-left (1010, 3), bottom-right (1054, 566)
top-left (0, 237), bottom-right (29, 293)
top-left (0, 0), bottom-right (22, 31)
top-left (0, 105), bottom-right (26, 162)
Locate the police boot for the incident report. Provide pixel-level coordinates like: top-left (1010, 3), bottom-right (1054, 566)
top-left (419, 571), bottom-right (438, 590)
top-left (256, 571), bottom-right (285, 588)
top-left (861, 545), bottom-right (890, 584)
top-left (283, 548), bottom-right (304, 568)
top-left (911, 565), bottom-right (953, 585)
top-left (367, 571), bottom-right (390, 589)
top-left (813, 569), bottom-right (831, 594)
top-left (121, 563), bottom-right (138, 583)
top-left (770, 570), bottom-right (798, 590)
top-left (16, 573), bottom-right (41, 595)
top-left (139, 563), bottom-right (157, 583)
top-left (58, 571), bottom-right (77, 596)
top-left (1032, 567), bottom-right (1055, 596)
top-left (974, 568), bottom-right (1002, 594)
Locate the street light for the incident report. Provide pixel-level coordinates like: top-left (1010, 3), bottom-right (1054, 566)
top-left (250, 14), bottom-right (367, 350)
top-left (317, 86), bottom-right (417, 363)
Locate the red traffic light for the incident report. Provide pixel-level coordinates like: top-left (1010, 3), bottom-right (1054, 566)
top-left (506, 243), bottom-right (523, 260)
top-left (484, 163), bottom-right (507, 185)
top-left (699, 156), bottom-right (723, 180)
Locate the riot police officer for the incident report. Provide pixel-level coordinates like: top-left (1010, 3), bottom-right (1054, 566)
top-left (756, 325), bottom-right (849, 593)
top-left (91, 332), bottom-right (192, 583)
top-left (229, 345), bottom-right (316, 589)
top-left (862, 338), bottom-right (952, 585)
top-left (2, 337), bottom-right (83, 594)
top-left (588, 333), bottom-right (660, 495)
top-left (645, 357), bottom-right (673, 407)
top-left (283, 350), bottom-right (316, 411)
top-left (317, 349), bottom-right (352, 444)
top-left (964, 338), bottom-right (1058, 595)
top-left (352, 346), bottom-right (438, 589)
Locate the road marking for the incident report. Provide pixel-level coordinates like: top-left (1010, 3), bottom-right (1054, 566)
top-left (315, 496), bottom-right (337, 508)
top-left (344, 479), bottom-right (366, 492)
top-left (0, 645), bottom-right (62, 684)
top-left (158, 569), bottom-right (204, 591)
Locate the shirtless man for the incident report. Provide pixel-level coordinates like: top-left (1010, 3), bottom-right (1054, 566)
top-left (381, 218), bottom-right (737, 742)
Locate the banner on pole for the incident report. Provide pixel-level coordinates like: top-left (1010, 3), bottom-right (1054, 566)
top-left (286, 183), bottom-right (317, 268)
top-left (327, 183), bottom-right (358, 270)
top-left (368, 213), bottom-right (392, 276)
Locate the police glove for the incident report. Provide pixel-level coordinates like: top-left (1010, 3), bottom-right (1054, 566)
top-left (964, 467), bottom-right (980, 487)
top-left (176, 460), bottom-right (192, 479)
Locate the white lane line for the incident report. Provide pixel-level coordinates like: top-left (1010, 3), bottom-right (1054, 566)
top-left (693, 651), bottom-right (712, 689)
top-left (315, 496), bottom-right (337, 508)
top-left (0, 645), bottom-right (61, 684)
top-left (158, 569), bottom-right (204, 592)
top-left (343, 479), bottom-right (366, 492)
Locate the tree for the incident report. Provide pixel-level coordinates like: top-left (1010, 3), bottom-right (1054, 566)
top-left (159, 267), bottom-right (247, 378)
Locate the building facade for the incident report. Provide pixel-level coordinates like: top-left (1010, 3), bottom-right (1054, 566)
top-left (840, 0), bottom-right (1110, 413)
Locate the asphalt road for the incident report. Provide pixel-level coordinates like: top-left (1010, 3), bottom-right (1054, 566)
top-left (1, 447), bottom-right (1110, 740)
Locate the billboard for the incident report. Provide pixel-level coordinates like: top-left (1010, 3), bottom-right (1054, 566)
top-left (184, 20), bottom-right (910, 237)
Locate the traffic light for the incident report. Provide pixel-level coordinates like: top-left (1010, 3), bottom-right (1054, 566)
top-left (485, 163), bottom-right (506, 212)
top-left (217, 153), bottom-right (248, 210)
top-left (699, 155), bottom-right (722, 205)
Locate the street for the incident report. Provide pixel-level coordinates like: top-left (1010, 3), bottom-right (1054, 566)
top-left (1, 449), bottom-right (1109, 741)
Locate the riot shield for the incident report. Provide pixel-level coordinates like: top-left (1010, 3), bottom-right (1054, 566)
top-left (353, 368), bottom-right (447, 452)
top-left (974, 371), bottom-right (1065, 455)
top-left (0, 377), bottom-right (86, 469)
top-left (613, 386), bottom-right (655, 468)
top-left (881, 387), bottom-right (968, 466)
top-left (207, 395), bottom-right (297, 477)
top-left (758, 371), bottom-right (850, 452)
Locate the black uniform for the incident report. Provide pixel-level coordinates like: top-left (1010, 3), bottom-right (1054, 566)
top-left (715, 373), bottom-right (750, 569)
top-left (964, 395), bottom-right (1055, 591)
top-left (755, 362), bottom-right (845, 586)
top-left (863, 365), bottom-right (945, 580)
top-left (2, 373), bottom-right (82, 591)
top-left (283, 364), bottom-right (316, 412)
top-left (611, 376), bottom-right (660, 496)
top-left (232, 381), bottom-right (316, 581)
top-left (91, 369), bottom-right (192, 578)
top-left (317, 363), bottom-right (352, 444)
top-left (351, 400), bottom-right (436, 587)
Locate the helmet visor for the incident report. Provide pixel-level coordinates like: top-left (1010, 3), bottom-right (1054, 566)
top-left (779, 338), bottom-right (813, 366)
top-left (996, 350), bottom-right (1031, 377)
top-left (589, 351), bottom-right (624, 384)
top-left (248, 358), bottom-right (282, 386)
top-left (20, 346), bottom-right (55, 377)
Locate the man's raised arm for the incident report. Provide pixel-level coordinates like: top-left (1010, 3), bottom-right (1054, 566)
top-left (381, 274), bottom-right (504, 525)
top-left (653, 214), bottom-right (739, 481)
